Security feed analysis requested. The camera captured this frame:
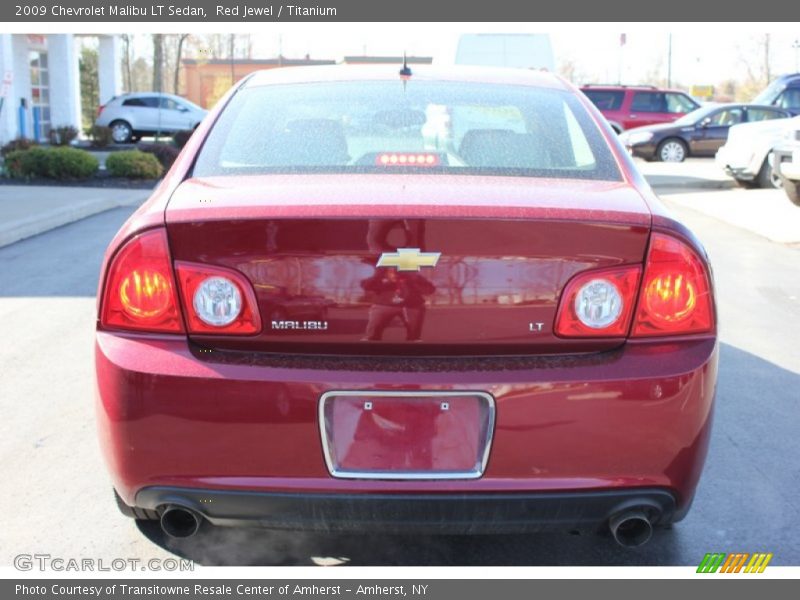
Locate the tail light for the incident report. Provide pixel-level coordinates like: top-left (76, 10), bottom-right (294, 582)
top-left (175, 262), bottom-right (261, 335)
top-left (554, 232), bottom-right (714, 339)
top-left (631, 233), bottom-right (714, 337)
top-left (555, 266), bottom-right (641, 337)
top-left (100, 229), bottom-right (183, 333)
top-left (96, 105), bottom-right (104, 119)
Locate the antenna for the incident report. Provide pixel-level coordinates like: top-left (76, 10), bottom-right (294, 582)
top-left (399, 51), bottom-right (412, 78)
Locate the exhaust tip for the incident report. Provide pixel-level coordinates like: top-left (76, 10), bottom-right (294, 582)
top-left (160, 506), bottom-right (201, 539)
top-left (609, 510), bottom-right (653, 548)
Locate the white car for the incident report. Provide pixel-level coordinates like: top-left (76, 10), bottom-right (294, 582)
top-left (95, 92), bottom-right (208, 144)
top-left (773, 127), bottom-right (800, 206)
top-left (715, 115), bottom-right (800, 188)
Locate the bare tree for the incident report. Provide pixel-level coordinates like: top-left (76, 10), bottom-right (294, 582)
top-left (736, 34), bottom-right (773, 100)
top-left (152, 33), bottom-right (164, 92)
top-left (173, 34), bottom-right (190, 94)
top-left (194, 34), bottom-right (226, 59)
top-left (130, 57), bottom-right (151, 93)
top-left (557, 58), bottom-right (581, 84)
top-left (189, 33), bottom-right (253, 60)
top-left (121, 34), bottom-right (133, 92)
top-left (642, 57), bottom-right (666, 88)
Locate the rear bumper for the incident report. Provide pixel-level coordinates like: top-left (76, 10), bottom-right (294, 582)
top-left (721, 164), bottom-right (755, 181)
top-left (773, 146), bottom-right (800, 180)
top-left (716, 146), bottom-right (758, 180)
top-left (96, 332), bottom-right (718, 523)
top-left (135, 486), bottom-right (678, 534)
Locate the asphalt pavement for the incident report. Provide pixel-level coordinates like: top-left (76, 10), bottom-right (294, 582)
top-left (0, 178), bottom-right (798, 566)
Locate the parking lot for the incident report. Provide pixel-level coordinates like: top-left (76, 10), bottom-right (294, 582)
top-left (0, 157), bottom-right (797, 567)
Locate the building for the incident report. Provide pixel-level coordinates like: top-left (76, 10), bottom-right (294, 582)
top-left (182, 56), bottom-right (336, 108)
top-left (342, 55), bottom-right (433, 65)
top-left (0, 34), bottom-right (122, 144)
top-left (181, 55), bottom-right (433, 109)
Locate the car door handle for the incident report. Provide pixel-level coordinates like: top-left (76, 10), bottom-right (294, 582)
top-left (630, 114), bottom-right (638, 119)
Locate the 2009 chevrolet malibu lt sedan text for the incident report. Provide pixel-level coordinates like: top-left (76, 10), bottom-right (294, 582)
top-left (95, 65), bottom-right (718, 548)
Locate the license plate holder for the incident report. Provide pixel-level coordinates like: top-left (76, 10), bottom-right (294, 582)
top-left (319, 391), bottom-right (495, 480)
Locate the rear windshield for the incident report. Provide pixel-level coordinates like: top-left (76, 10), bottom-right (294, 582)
top-left (193, 80), bottom-right (621, 181)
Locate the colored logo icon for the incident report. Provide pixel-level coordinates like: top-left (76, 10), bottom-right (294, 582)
top-left (697, 552), bottom-right (773, 573)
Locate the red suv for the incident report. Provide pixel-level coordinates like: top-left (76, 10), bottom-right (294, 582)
top-left (580, 85), bottom-right (700, 133)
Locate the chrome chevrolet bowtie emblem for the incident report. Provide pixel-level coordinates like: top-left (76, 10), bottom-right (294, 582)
top-left (376, 248), bottom-right (441, 272)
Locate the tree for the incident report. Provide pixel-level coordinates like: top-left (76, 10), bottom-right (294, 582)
top-left (642, 57), bottom-right (666, 88)
top-left (188, 34), bottom-right (253, 60)
top-left (152, 34), bottom-right (164, 92)
top-left (172, 34), bottom-right (190, 94)
top-left (79, 44), bottom-right (99, 131)
top-left (557, 58), bottom-right (583, 84)
top-left (130, 57), bottom-right (151, 93)
top-left (121, 34), bottom-right (133, 92)
top-left (736, 34), bottom-right (773, 100)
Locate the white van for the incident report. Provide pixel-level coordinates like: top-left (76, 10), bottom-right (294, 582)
top-left (455, 34), bottom-right (555, 71)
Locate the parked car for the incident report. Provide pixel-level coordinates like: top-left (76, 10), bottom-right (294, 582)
top-left (772, 123), bottom-right (800, 206)
top-left (580, 84), bottom-right (700, 133)
top-left (619, 103), bottom-right (790, 162)
top-left (95, 92), bottom-right (208, 144)
top-left (716, 115), bottom-right (800, 188)
top-left (96, 66), bottom-right (717, 548)
top-left (752, 73), bottom-right (800, 116)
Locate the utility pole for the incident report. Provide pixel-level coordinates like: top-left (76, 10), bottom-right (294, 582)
top-left (667, 33), bottom-right (673, 88)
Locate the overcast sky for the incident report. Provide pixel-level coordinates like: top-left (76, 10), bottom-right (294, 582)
top-left (248, 24), bottom-right (800, 85)
top-left (119, 23), bottom-right (800, 86)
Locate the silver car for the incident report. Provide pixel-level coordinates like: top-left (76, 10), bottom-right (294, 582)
top-left (95, 92), bottom-right (208, 143)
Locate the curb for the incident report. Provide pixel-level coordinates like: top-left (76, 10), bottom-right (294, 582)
top-left (0, 177), bottom-right (734, 249)
top-left (0, 196), bottom-right (140, 248)
top-left (645, 177), bottom-right (736, 191)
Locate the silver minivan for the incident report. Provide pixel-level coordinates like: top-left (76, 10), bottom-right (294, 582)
top-left (95, 92), bottom-right (208, 143)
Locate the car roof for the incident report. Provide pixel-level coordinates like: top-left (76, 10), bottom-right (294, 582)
top-left (702, 103), bottom-right (788, 110)
top-left (686, 103), bottom-right (789, 116)
top-left (244, 65), bottom-right (570, 91)
top-left (774, 73), bottom-right (800, 85)
top-left (120, 91), bottom-right (181, 99)
top-left (581, 84), bottom-right (688, 94)
top-left (741, 103), bottom-right (791, 111)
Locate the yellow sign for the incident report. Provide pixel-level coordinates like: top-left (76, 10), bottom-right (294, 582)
top-left (691, 85), bottom-right (714, 99)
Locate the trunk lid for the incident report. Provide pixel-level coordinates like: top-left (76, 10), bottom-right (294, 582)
top-left (166, 174), bottom-right (651, 355)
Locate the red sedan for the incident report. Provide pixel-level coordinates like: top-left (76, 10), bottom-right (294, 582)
top-left (95, 66), bottom-right (717, 549)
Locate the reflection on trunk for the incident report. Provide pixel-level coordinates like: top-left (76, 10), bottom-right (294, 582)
top-left (361, 270), bottom-right (435, 341)
top-left (167, 214), bottom-right (649, 354)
